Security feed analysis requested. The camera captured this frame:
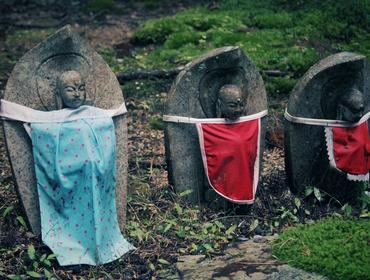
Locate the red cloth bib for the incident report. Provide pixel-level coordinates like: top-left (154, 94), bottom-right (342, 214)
top-left (197, 118), bottom-right (261, 204)
top-left (326, 121), bottom-right (369, 181)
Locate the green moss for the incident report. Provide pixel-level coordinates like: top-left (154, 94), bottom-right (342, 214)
top-left (133, 17), bottom-right (192, 44)
top-left (265, 76), bottom-right (296, 95)
top-left (252, 11), bottom-right (294, 29)
top-left (125, 0), bottom-right (370, 98)
top-left (149, 116), bottom-right (165, 130)
top-left (273, 217), bottom-right (370, 280)
top-left (86, 0), bottom-right (115, 13)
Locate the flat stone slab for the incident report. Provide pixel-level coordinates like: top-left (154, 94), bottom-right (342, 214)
top-left (160, 236), bottom-right (328, 280)
top-left (2, 26), bottom-right (128, 234)
top-left (284, 52), bottom-right (370, 200)
top-left (165, 46), bottom-right (267, 204)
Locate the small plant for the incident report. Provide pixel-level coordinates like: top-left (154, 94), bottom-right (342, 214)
top-left (7, 245), bottom-right (58, 279)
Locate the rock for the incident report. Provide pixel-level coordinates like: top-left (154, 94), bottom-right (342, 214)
top-left (2, 25), bottom-right (128, 235)
top-left (165, 46), bottom-right (267, 204)
top-left (253, 235), bottom-right (267, 243)
top-left (285, 52), bottom-right (370, 202)
top-left (173, 236), bottom-right (328, 280)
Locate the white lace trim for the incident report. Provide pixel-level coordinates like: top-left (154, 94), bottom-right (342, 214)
top-left (325, 126), bottom-right (369, 182)
top-left (347, 173), bottom-right (369, 182)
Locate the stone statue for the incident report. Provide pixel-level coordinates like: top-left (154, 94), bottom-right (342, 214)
top-left (336, 88), bottom-right (365, 122)
top-left (285, 52), bottom-right (370, 202)
top-left (2, 26), bottom-right (129, 236)
top-left (1, 26), bottom-right (132, 265)
top-left (216, 84), bottom-right (245, 120)
top-left (164, 47), bottom-right (267, 206)
top-left (55, 70), bottom-right (86, 109)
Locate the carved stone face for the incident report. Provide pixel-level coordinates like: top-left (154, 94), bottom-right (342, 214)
top-left (217, 85), bottom-right (245, 120)
top-left (57, 70), bottom-right (86, 109)
top-left (337, 88), bottom-right (365, 122)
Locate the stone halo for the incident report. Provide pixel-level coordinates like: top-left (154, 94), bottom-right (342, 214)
top-left (198, 67), bottom-right (246, 117)
top-left (35, 53), bottom-right (96, 110)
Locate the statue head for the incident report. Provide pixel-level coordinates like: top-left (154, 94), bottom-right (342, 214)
top-left (56, 70), bottom-right (86, 109)
top-left (217, 84), bottom-right (245, 120)
top-left (337, 88), bottom-right (365, 122)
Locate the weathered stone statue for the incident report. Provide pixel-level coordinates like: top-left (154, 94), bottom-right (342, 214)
top-left (1, 26), bottom-right (133, 265)
top-left (216, 84), bottom-right (245, 120)
top-left (164, 47), bottom-right (267, 206)
top-left (285, 52), bottom-right (370, 202)
top-left (55, 70), bottom-right (87, 109)
top-left (336, 87), bottom-right (365, 122)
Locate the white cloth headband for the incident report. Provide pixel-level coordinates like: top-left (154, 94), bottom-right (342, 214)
top-left (163, 110), bottom-right (268, 124)
top-left (284, 109), bottom-right (370, 128)
top-left (0, 99), bottom-right (127, 123)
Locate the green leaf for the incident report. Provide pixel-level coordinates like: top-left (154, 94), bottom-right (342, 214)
top-left (225, 224), bottom-right (237, 236)
top-left (249, 219), bottom-right (259, 232)
top-left (179, 189), bottom-right (193, 197)
top-left (215, 221), bottom-right (224, 229)
top-left (101, 271), bottom-right (114, 280)
top-left (164, 223), bottom-right (172, 233)
top-left (27, 245), bottom-right (36, 260)
top-left (2, 206), bottom-right (14, 218)
top-left (148, 262), bottom-right (155, 270)
top-left (8, 275), bottom-right (23, 280)
top-left (313, 187), bottom-right (323, 201)
top-left (190, 243), bottom-right (198, 252)
top-left (43, 269), bottom-right (52, 278)
top-left (16, 216), bottom-right (28, 229)
top-left (46, 253), bottom-right (58, 260)
top-left (342, 203), bottom-right (352, 216)
top-left (305, 187), bottom-right (314, 197)
top-left (40, 254), bottom-right (46, 262)
top-left (158, 258), bottom-right (170, 265)
top-left (304, 209), bottom-right (311, 215)
top-left (203, 243), bottom-right (213, 252)
top-left (294, 198), bottom-right (301, 208)
top-left (174, 203), bottom-right (183, 215)
top-left (176, 229), bottom-right (186, 238)
top-left (26, 271), bottom-right (42, 278)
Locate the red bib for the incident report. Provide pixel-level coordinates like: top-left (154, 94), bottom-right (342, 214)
top-left (196, 118), bottom-right (261, 204)
top-left (325, 121), bottom-right (369, 181)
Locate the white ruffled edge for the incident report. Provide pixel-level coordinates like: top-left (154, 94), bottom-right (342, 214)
top-left (347, 173), bottom-right (369, 182)
top-left (325, 127), bottom-right (369, 182)
top-left (324, 127), bottom-right (337, 170)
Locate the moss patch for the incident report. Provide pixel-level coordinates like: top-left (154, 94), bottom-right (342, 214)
top-left (125, 0), bottom-right (370, 96)
top-left (272, 217), bottom-right (370, 280)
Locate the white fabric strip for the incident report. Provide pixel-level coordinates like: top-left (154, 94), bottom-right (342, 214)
top-left (0, 99), bottom-right (127, 123)
top-left (285, 109), bottom-right (370, 127)
top-left (163, 110), bottom-right (268, 124)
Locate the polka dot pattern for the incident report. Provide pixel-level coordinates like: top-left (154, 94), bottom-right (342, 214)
top-left (31, 116), bottom-right (134, 266)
